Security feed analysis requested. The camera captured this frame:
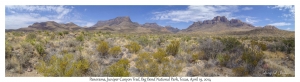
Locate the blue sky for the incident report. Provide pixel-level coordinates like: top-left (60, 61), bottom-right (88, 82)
top-left (5, 5), bottom-right (295, 31)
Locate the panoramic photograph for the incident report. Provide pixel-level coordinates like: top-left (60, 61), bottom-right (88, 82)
top-left (5, 5), bottom-right (295, 77)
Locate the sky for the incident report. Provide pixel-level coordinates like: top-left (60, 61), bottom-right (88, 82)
top-left (5, 5), bottom-right (295, 31)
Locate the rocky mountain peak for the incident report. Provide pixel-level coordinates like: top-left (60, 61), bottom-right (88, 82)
top-left (93, 16), bottom-right (133, 27)
top-left (212, 16), bottom-right (229, 22)
top-left (229, 19), bottom-right (242, 24)
top-left (263, 25), bottom-right (278, 30)
top-left (142, 23), bottom-right (161, 28)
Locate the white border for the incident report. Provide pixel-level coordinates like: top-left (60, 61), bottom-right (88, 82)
top-left (1, 0), bottom-right (298, 82)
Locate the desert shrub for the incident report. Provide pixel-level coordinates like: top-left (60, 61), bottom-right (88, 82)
top-left (5, 42), bottom-right (13, 58)
top-left (250, 40), bottom-right (267, 51)
top-left (166, 40), bottom-right (180, 56)
top-left (160, 59), bottom-right (183, 76)
top-left (26, 33), bottom-right (36, 41)
top-left (58, 32), bottom-right (63, 36)
top-left (157, 36), bottom-right (166, 46)
top-left (35, 43), bottom-right (45, 57)
top-left (200, 38), bottom-right (224, 60)
top-left (5, 55), bottom-right (23, 74)
top-left (233, 67), bottom-right (248, 76)
top-left (12, 31), bottom-right (23, 36)
top-left (217, 54), bottom-right (230, 67)
top-left (135, 52), bottom-right (159, 76)
top-left (26, 33), bottom-right (37, 45)
top-left (282, 38), bottom-right (295, 54)
top-left (241, 48), bottom-right (264, 75)
top-left (104, 59), bottom-right (130, 77)
top-left (50, 33), bottom-right (56, 40)
top-left (125, 42), bottom-right (141, 53)
top-left (182, 36), bottom-right (191, 42)
top-left (137, 36), bottom-right (150, 46)
top-left (217, 37), bottom-right (241, 52)
top-left (76, 34), bottom-right (84, 42)
top-left (109, 46), bottom-right (121, 57)
top-left (191, 53), bottom-right (199, 61)
top-left (63, 31), bottom-right (69, 35)
top-left (153, 48), bottom-right (168, 63)
top-left (97, 41), bottom-right (109, 56)
top-left (36, 54), bottom-right (90, 76)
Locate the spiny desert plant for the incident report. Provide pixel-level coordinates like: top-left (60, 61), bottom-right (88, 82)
top-left (166, 40), bottom-right (180, 56)
top-left (125, 42), bottom-right (141, 53)
top-left (109, 46), bottom-right (121, 57)
top-left (104, 59), bottom-right (130, 77)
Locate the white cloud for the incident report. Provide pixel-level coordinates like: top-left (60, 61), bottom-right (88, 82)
top-left (84, 22), bottom-right (94, 27)
top-left (286, 28), bottom-right (291, 30)
top-left (242, 7), bottom-right (253, 10)
top-left (270, 5), bottom-right (294, 20)
top-left (268, 22), bottom-right (291, 26)
top-left (265, 18), bottom-right (270, 21)
top-left (245, 18), bottom-right (259, 24)
top-left (152, 5), bottom-right (238, 22)
top-left (5, 5), bottom-right (89, 29)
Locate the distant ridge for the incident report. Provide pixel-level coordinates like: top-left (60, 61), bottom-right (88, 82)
top-left (6, 16), bottom-right (293, 36)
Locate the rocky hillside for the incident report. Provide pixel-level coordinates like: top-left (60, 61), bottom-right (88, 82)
top-left (17, 21), bottom-right (81, 31)
top-left (183, 16), bottom-right (255, 33)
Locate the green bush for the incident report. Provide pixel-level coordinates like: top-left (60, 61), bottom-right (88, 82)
top-left (26, 33), bottom-right (37, 45)
top-left (109, 46), bottom-right (121, 57)
top-left (63, 31), bottom-right (69, 35)
top-left (35, 43), bottom-right (45, 57)
top-left (137, 36), bottom-right (150, 46)
top-left (135, 52), bottom-right (158, 76)
top-left (250, 40), bottom-right (267, 51)
top-left (5, 42), bottom-right (13, 58)
top-left (26, 33), bottom-right (36, 41)
top-left (241, 48), bottom-right (264, 75)
top-left (104, 59), bottom-right (130, 77)
top-left (125, 42), bottom-right (141, 53)
top-left (36, 54), bottom-right (89, 76)
top-left (282, 38), bottom-right (295, 54)
top-left (153, 48), bottom-right (168, 63)
top-left (217, 54), bottom-right (230, 67)
top-left (58, 32), bottom-right (63, 36)
top-left (97, 41), bottom-right (109, 56)
top-left (76, 34), bottom-right (84, 42)
top-left (218, 37), bottom-right (241, 52)
top-left (166, 40), bottom-right (180, 56)
top-left (191, 53), bottom-right (199, 61)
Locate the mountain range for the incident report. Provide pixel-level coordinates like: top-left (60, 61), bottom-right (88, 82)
top-left (6, 16), bottom-right (294, 36)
